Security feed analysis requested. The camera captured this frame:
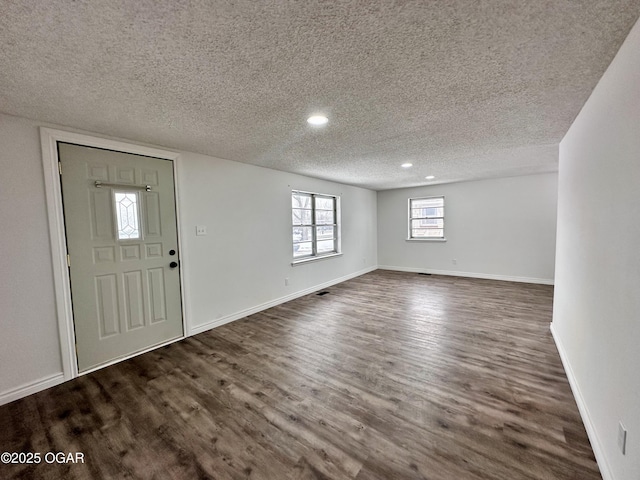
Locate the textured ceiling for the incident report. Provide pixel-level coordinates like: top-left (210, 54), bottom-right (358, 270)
top-left (1, 1), bottom-right (639, 190)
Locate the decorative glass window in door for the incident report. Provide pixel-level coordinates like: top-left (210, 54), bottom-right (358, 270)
top-left (114, 192), bottom-right (141, 240)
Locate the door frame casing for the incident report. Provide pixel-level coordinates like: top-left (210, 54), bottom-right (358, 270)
top-left (40, 127), bottom-right (188, 380)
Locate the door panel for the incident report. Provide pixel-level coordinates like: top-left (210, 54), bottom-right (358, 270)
top-left (143, 192), bottom-right (162, 236)
top-left (123, 270), bottom-right (145, 330)
top-left (59, 143), bottom-right (183, 372)
top-left (90, 189), bottom-right (113, 239)
top-left (95, 274), bottom-right (120, 338)
top-left (147, 267), bottom-right (168, 323)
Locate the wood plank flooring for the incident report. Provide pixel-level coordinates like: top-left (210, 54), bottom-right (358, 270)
top-left (0, 270), bottom-right (601, 479)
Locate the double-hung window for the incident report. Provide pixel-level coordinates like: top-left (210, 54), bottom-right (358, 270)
top-left (292, 191), bottom-right (340, 260)
top-left (409, 196), bottom-right (445, 240)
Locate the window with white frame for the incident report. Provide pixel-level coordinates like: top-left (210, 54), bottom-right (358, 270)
top-left (292, 191), bottom-right (340, 259)
top-left (409, 196), bottom-right (445, 239)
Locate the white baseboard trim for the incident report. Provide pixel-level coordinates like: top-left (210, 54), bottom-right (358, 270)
top-left (0, 372), bottom-right (66, 406)
top-left (189, 266), bottom-right (378, 336)
top-left (550, 323), bottom-right (611, 480)
top-left (377, 265), bottom-right (554, 285)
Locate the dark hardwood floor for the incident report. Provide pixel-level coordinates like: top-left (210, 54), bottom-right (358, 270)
top-left (0, 270), bottom-right (600, 479)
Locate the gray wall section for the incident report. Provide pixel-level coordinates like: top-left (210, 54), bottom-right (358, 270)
top-left (553, 16), bottom-right (640, 480)
top-left (177, 150), bottom-right (378, 331)
top-left (377, 173), bottom-right (558, 284)
top-left (0, 115), bottom-right (63, 392)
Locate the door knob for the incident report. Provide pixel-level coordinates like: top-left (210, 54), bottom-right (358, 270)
top-left (169, 249), bottom-right (176, 256)
top-left (169, 261), bottom-right (178, 268)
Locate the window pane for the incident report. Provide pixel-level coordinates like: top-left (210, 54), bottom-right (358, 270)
top-left (292, 209), bottom-right (312, 225)
top-left (411, 228), bottom-right (444, 238)
top-left (411, 197), bottom-right (444, 210)
top-left (291, 191), bottom-right (340, 260)
top-left (410, 196), bottom-right (444, 239)
top-left (315, 197), bottom-right (334, 210)
top-left (316, 225), bottom-right (334, 240)
top-left (315, 209), bottom-right (334, 225)
top-left (293, 226), bottom-right (312, 243)
top-left (411, 207), bottom-right (444, 218)
top-left (292, 193), bottom-right (312, 209)
top-left (293, 242), bottom-right (313, 257)
top-left (115, 192), bottom-right (140, 240)
top-left (411, 218), bottom-right (444, 229)
top-left (317, 239), bottom-right (335, 253)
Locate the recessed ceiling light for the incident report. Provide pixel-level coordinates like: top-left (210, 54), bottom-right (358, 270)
top-left (307, 115), bottom-right (328, 126)
top-left (425, 175), bottom-right (435, 180)
top-left (401, 163), bottom-right (413, 168)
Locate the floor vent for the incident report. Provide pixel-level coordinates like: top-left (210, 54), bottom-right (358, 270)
top-left (418, 273), bottom-right (431, 276)
top-left (316, 291), bottom-right (330, 296)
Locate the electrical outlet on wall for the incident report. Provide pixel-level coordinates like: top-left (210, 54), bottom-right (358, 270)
top-left (452, 259), bottom-right (457, 265)
top-left (618, 422), bottom-right (627, 455)
top-left (285, 277), bottom-right (290, 286)
top-left (196, 225), bottom-right (207, 236)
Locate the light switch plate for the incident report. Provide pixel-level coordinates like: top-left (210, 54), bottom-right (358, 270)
top-left (196, 225), bottom-right (207, 236)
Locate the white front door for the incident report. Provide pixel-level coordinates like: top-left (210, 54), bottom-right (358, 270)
top-left (59, 143), bottom-right (183, 372)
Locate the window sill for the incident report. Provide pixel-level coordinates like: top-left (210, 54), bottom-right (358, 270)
top-left (291, 252), bottom-right (342, 265)
top-left (406, 238), bottom-right (447, 242)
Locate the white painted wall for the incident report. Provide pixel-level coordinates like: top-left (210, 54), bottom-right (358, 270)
top-left (377, 173), bottom-right (558, 284)
top-left (0, 112), bottom-right (377, 403)
top-left (0, 115), bottom-right (64, 396)
top-left (552, 17), bottom-right (640, 480)
top-left (178, 151), bottom-right (378, 333)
